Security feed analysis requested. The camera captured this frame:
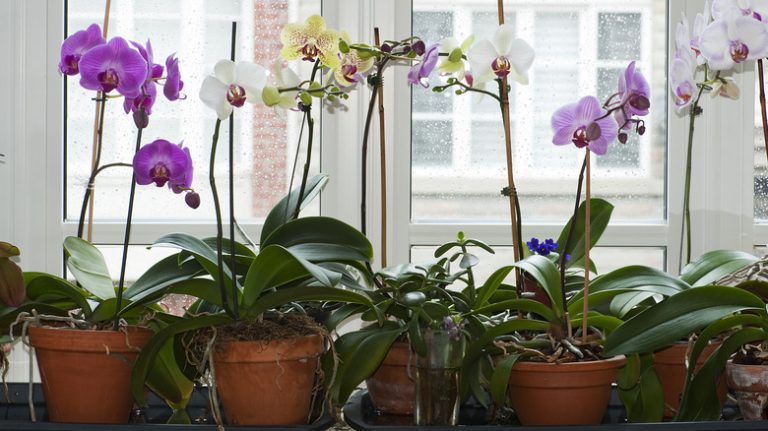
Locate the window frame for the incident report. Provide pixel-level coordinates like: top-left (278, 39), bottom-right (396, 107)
top-left (0, 0), bottom-right (760, 279)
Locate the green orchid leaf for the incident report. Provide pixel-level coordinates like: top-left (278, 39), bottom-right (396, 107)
top-left (513, 256), bottom-right (562, 318)
top-left (241, 245), bottom-right (341, 311)
top-left (124, 254), bottom-right (204, 301)
top-left (604, 286), bottom-right (764, 356)
top-left (245, 286), bottom-right (377, 321)
top-left (680, 249), bottom-right (758, 286)
top-left (146, 338), bottom-right (194, 411)
top-left (617, 353), bottom-right (664, 422)
top-left (323, 321), bottom-right (404, 406)
top-left (556, 198), bottom-right (614, 269)
top-left (262, 216), bottom-right (372, 262)
top-left (63, 236), bottom-right (115, 300)
top-left (132, 314), bottom-right (232, 406)
top-left (490, 353), bottom-right (522, 406)
top-left (24, 272), bottom-right (91, 315)
top-left (325, 303), bottom-right (367, 331)
top-left (260, 174), bottom-right (329, 244)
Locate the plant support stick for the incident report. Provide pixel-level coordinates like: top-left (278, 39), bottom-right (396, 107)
top-left (229, 21), bottom-right (238, 319)
top-left (582, 149), bottom-right (591, 344)
top-left (374, 28), bottom-right (388, 267)
top-left (759, 59), bottom-right (768, 173)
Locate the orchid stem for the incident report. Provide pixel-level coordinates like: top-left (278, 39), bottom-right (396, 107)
top-left (77, 96), bottom-right (107, 239)
top-left (285, 114), bottom-right (307, 223)
top-left (113, 116), bottom-right (144, 331)
top-left (678, 85), bottom-right (706, 272)
top-left (582, 149), bottom-right (591, 344)
top-left (228, 21), bottom-right (239, 320)
top-left (209, 119), bottom-right (234, 318)
top-left (758, 59), bottom-right (768, 189)
top-left (293, 60), bottom-right (322, 219)
top-left (361, 74), bottom-right (381, 235)
top-left (559, 154), bottom-right (587, 338)
top-left (374, 28), bottom-right (388, 268)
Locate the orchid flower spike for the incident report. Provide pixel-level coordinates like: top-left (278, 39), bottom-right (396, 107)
top-left (280, 15), bottom-right (340, 69)
top-left (551, 96), bottom-right (618, 155)
top-left (615, 61), bottom-right (650, 130)
top-left (78, 37), bottom-right (148, 97)
top-left (59, 23), bottom-right (105, 76)
top-left (199, 60), bottom-right (267, 120)
top-left (468, 24), bottom-right (535, 85)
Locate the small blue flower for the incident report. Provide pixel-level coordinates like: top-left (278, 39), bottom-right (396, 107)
top-left (527, 237), bottom-right (558, 256)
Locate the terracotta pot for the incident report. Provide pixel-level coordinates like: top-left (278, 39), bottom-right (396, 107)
top-left (726, 361), bottom-right (768, 420)
top-left (213, 333), bottom-right (324, 425)
top-left (654, 342), bottom-right (726, 417)
top-left (28, 325), bottom-right (153, 423)
top-left (508, 355), bottom-right (626, 425)
top-left (366, 341), bottom-right (416, 415)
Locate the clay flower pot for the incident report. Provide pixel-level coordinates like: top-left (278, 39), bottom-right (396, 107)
top-left (366, 341), bottom-right (416, 415)
top-left (726, 361), bottom-right (768, 420)
top-left (508, 355), bottom-right (626, 425)
top-left (27, 325), bottom-right (153, 423)
top-left (654, 342), bottom-right (726, 417)
top-left (213, 333), bottom-right (324, 425)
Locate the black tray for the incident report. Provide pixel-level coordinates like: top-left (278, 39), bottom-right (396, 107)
top-left (0, 383), bottom-right (335, 430)
top-left (342, 389), bottom-right (768, 431)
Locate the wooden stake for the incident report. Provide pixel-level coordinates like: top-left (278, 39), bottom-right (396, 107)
top-left (86, 0), bottom-right (112, 241)
top-left (374, 28), bottom-right (387, 267)
top-left (582, 149), bottom-right (591, 344)
top-left (496, 0), bottom-right (523, 285)
top-left (758, 60), bottom-right (768, 168)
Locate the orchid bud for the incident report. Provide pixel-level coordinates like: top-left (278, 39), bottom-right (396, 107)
top-left (380, 43), bottom-right (392, 53)
top-left (338, 39), bottom-right (350, 54)
top-left (261, 86), bottom-right (281, 107)
top-left (412, 40), bottom-right (426, 56)
top-left (618, 132), bottom-right (628, 144)
top-left (448, 47), bottom-right (463, 63)
top-left (185, 192), bottom-right (200, 209)
top-left (637, 125), bottom-right (646, 135)
top-left (585, 122), bottom-right (602, 141)
top-left (629, 94), bottom-right (650, 111)
top-left (0, 258), bottom-right (25, 307)
top-left (299, 92), bottom-right (313, 106)
top-left (133, 109), bottom-right (149, 129)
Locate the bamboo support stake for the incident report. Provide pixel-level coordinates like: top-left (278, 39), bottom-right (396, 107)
top-left (758, 60), bottom-right (768, 167)
top-left (497, 0), bottom-right (523, 284)
top-left (374, 28), bottom-right (388, 267)
top-left (582, 149), bottom-right (591, 344)
top-left (86, 0), bottom-right (112, 241)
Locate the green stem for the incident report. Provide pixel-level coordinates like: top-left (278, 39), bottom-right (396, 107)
top-left (461, 243), bottom-right (476, 306)
top-left (292, 61), bottom-right (322, 219)
top-left (113, 118), bottom-right (144, 330)
top-left (209, 119), bottom-right (234, 317)
top-left (77, 96), bottom-right (107, 239)
top-left (679, 85), bottom-right (706, 272)
top-left (360, 77), bottom-right (381, 235)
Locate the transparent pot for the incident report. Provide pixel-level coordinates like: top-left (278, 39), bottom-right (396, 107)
top-left (414, 328), bottom-right (466, 426)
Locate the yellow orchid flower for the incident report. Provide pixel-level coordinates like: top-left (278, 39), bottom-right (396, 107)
top-left (280, 15), bottom-right (340, 69)
top-left (331, 32), bottom-right (375, 87)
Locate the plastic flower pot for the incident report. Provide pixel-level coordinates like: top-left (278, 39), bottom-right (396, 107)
top-left (28, 325), bottom-right (153, 423)
top-left (508, 355), bottom-right (626, 425)
top-left (213, 333), bottom-right (324, 425)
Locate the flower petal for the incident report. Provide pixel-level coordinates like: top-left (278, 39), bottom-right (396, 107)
top-left (214, 60), bottom-right (236, 85)
top-left (493, 24), bottom-right (514, 57)
top-left (551, 102), bottom-right (578, 146)
top-left (234, 61), bottom-right (267, 101)
top-left (467, 39), bottom-right (497, 83)
top-left (507, 38), bottom-right (535, 84)
top-left (199, 75), bottom-right (232, 120)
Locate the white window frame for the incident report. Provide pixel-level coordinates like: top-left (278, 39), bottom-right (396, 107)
top-left (0, 0), bottom-right (759, 279)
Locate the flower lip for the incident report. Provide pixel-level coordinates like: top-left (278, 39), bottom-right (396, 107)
top-left (227, 84), bottom-right (247, 107)
top-left (492, 56), bottom-right (512, 78)
top-left (729, 40), bottom-right (749, 62)
top-left (572, 127), bottom-right (589, 148)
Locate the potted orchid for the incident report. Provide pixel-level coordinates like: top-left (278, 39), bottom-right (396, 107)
top-left (0, 22), bottom-right (206, 424)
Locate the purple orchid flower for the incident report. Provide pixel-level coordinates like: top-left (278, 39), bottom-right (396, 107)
top-left (407, 43), bottom-right (439, 88)
top-left (615, 61), bottom-right (650, 130)
top-left (551, 96), bottom-right (618, 155)
top-left (133, 139), bottom-right (193, 196)
top-left (59, 23), bottom-right (105, 76)
top-left (78, 37), bottom-right (148, 97)
top-left (164, 54), bottom-right (184, 101)
top-left (699, 15), bottom-right (768, 70)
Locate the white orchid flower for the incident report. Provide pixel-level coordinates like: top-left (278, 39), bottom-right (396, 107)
top-left (261, 60), bottom-right (302, 120)
top-left (467, 24), bottom-right (534, 85)
top-left (199, 60), bottom-right (267, 120)
top-left (712, 0), bottom-right (768, 21)
top-left (699, 15), bottom-right (768, 70)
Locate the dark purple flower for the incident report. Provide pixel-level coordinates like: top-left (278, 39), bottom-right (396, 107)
top-left (551, 96), bottom-right (618, 155)
top-left (59, 23), bottom-right (105, 76)
top-left (164, 54), bottom-right (184, 101)
top-left (526, 237), bottom-right (558, 256)
top-left (133, 139), bottom-right (193, 194)
top-left (412, 40), bottom-right (426, 56)
top-left (407, 43), bottom-right (439, 88)
top-left (442, 315), bottom-right (465, 341)
top-left (615, 61), bottom-right (650, 130)
top-left (79, 37), bottom-right (148, 97)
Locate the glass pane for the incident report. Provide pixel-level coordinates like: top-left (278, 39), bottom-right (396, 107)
top-left (755, 80), bottom-right (768, 221)
top-left (411, 1), bottom-right (667, 224)
top-left (411, 245), bottom-right (665, 283)
top-left (65, 0), bottom-right (320, 225)
top-left (413, 120), bottom-right (453, 167)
